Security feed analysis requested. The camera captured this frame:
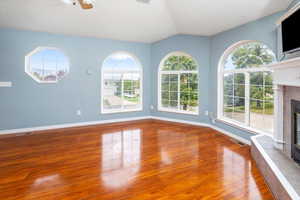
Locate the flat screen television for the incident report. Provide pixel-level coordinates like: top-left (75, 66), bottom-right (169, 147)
top-left (282, 8), bottom-right (300, 54)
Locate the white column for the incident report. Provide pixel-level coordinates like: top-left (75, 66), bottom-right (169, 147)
top-left (273, 85), bottom-right (285, 150)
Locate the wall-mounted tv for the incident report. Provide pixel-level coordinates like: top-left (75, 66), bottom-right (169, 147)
top-left (282, 8), bottom-right (300, 54)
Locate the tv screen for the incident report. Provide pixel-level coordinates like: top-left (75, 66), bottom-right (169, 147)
top-left (282, 9), bottom-right (300, 53)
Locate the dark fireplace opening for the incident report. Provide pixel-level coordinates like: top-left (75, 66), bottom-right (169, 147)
top-left (291, 100), bottom-right (300, 164)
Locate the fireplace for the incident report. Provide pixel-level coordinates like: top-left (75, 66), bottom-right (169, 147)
top-left (291, 100), bottom-right (300, 164)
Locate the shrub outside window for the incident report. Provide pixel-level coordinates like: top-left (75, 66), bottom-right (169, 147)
top-left (158, 52), bottom-right (199, 115)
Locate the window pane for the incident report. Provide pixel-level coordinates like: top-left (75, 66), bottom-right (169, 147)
top-left (102, 53), bottom-right (142, 112)
top-left (221, 42), bottom-right (276, 135)
top-left (161, 55), bottom-right (198, 71)
top-left (180, 73), bottom-right (198, 112)
top-left (250, 100), bottom-right (274, 133)
top-left (26, 48), bottom-right (69, 82)
top-left (232, 97), bottom-right (245, 123)
top-left (263, 101), bottom-right (274, 133)
top-left (161, 74), bottom-right (178, 109)
top-left (224, 73), bottom-right (234, 96)
top-left (264, 72), bottom-right (273, 86)
top-left (170, 82), bottom-right (178, 91)
top-left (264, 86), bottom-right (274, 101)
top-left (161, 74), bottom-right (170, 82)
top-left (250, 72), bottom-right (264, 86)
top-left (224, 96), bottom-right (233, 119)
top-left (234, 84), bottom-right (245, 98)
top-left (223, 42), bottom-right (276, 70)
top-left (180, 92), bottom-right (189, 111)
top-left (250, 99), bottom-right (264, 130)
top-left (234, 73), bottom-right (245, 98)
top-left (160, 53), bottom-right (198, 114)
top-left (170, 92), bottom-right (178, 101)
top-left (250, 86), bottom-right (264, 100)
top-left (234, 73), bottom-right (245, 84)
top-left (170, 101), bottom-right (178, 109)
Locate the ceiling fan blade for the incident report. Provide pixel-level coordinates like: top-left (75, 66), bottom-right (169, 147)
top-left (78, 0), bottom-right (93, 9)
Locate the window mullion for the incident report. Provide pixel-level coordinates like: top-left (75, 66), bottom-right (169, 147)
top-left (245, 72), bottom-right (250, 126)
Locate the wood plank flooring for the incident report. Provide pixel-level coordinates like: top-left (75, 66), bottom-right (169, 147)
top-left (0, 120), bottom-right (273, 200)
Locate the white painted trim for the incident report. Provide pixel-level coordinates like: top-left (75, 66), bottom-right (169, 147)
top-left (277, 2), bottom-right (300, 25)
top-left (251, 135), bottom-right (300, 200)
top-left (0, 115), bottom-right (251, 145)
top-left (266, 57), bottom-right (300, 70)
top-left (0, 82), bottom-right (12, 87)
top-left (0, 116), bottom-right (152, 135)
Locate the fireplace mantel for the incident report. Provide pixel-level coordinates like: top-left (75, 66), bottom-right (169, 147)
top-left (267, 57), bottom-right (300, 151)
top-left (268, 57), bottom-right (300, 87)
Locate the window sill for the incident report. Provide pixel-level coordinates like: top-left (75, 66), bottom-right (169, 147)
top-left (101, 108), bottom-right (143, 114)
top-left (216, 117), bottom-right (273, 137)
top-left (157, 108), bottom-right (199, 116)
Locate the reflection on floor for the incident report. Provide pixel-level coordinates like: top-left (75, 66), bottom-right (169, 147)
top-left (0, 120), bottom-right (273, 200)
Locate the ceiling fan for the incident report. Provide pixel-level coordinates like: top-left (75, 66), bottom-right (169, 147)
top-left (61, 0), bottom-right (151, 10)
top-left (62, 0), bottom-right (95, 9)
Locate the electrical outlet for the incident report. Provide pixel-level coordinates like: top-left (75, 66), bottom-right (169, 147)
top-left (150, 105), bottom-right (154, 110)
top-left (76, 110), bottom-right (81, 116)
top-left (205, 110), bottom-right (209, 116)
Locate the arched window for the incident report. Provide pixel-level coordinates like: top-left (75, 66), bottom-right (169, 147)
top-left (102, 52), bottom-right (142, 114)
top-left (25, 47), bottom-right (69, 83)
top-left (218, 41), bottom-right (276, 134)
top-left (158, 52), bottom-right (199, 115)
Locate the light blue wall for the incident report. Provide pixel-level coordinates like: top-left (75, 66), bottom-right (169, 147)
top-left (209, 12), bottom-right (284, 139)
top-left (0, 28), bottom-right (151, 130)
top-left (0, 6), bottom-right (292, 139)
top-left (150, 35), bottom-right (211, 124)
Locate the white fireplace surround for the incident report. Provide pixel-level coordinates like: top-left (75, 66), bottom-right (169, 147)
top-left (268, 57), bottom-right (300, 151)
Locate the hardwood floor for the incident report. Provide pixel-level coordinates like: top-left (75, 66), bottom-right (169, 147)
top-left (0, 120), bottom-right (273, 200)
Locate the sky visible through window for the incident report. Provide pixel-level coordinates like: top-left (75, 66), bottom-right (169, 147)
top-left (29, 49), bottom-right (69, 76)
top-left (103, 53), bottom-right (140, 80)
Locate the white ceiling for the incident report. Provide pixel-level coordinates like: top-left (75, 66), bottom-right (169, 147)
top-left (0, 0), bottom-right (292, 43)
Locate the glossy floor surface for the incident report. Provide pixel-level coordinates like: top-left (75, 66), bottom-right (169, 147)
top-left (0, 120), bottom-right (273, 200)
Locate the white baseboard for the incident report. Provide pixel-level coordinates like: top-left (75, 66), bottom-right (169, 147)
top-left (0, 116), bottom-right (152, 135)
top-left (0, 115), bottom-right (251, 145)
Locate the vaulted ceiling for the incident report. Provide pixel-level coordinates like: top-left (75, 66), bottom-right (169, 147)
top-left (0, 0), bottom-right (292, 43)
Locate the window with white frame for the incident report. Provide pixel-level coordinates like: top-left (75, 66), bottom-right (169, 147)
top-left (25, 47), bottom-right (69, 83)
top-left (218, 41), bottom-right (276, 134)
top-left (158, 52), bottom-right (199, 115)
top-left (102, 52), bottom-right (142, 114)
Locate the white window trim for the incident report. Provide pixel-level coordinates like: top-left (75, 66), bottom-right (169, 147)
top-left (158, 51), bottom-right (199, 115)
top-left (25, 46), bottom-right (70, 83)
top-left (217, 40), bottom-right (276, 136)
top-left (101, 51), bottom-right (143, 114)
